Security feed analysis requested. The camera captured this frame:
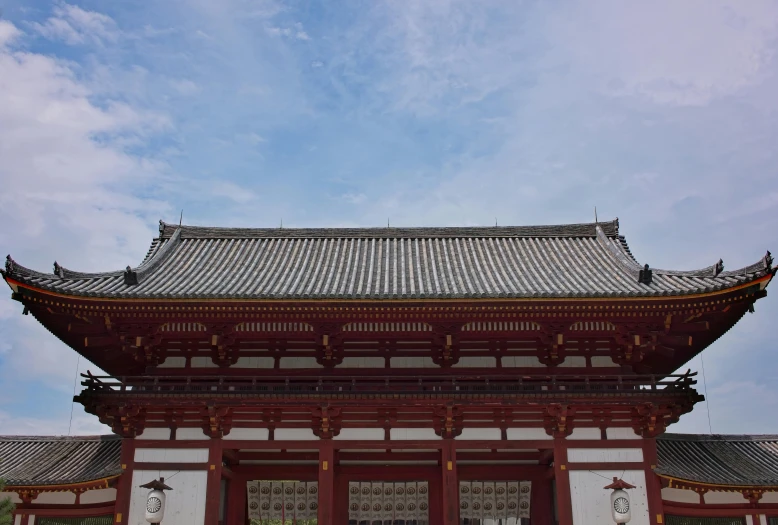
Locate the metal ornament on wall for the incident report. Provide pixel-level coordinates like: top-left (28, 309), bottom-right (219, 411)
top-left (604, 478), bottom-right (636, 524)
top-left (140, 478), bottom-right (172, 524)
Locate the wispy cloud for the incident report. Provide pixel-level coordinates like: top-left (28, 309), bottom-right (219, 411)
top-left (30, 3), bottom-right (119, 45)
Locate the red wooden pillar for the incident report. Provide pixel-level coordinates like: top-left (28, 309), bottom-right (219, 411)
top-left (114, 438), bottom-right (135, 525)
top-left (441, 440), bottom-right (459, 525)
top-left (532, 476), bottom-right (554, 525)
top-left (226, 473), bottom-right (247, 525)
top-left (318, 441), bottom-right (335, 525)
top-left (553, 438), bottom-right (573, 525)
top-left (205, 438), bottom-right (224, 525)
top-left (643, 439), bottom-right (665, 525)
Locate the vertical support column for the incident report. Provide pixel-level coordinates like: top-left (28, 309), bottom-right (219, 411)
top-left (642, 439), bottom-right (665, 525)
top-left (532, 476), bottom-right (554, 525)
top-left (204, 438), bottom-right (224, 525)
top-left (441, 440), bottom-right (459, 525)
top-left (318, 441), bottom-right (335, 525)
top-left (114, 438), bottom-right (135, 525)
top-left (226, 473), bottom-right (246, 525)
top-left (553, 438), bottom-right (573, 525)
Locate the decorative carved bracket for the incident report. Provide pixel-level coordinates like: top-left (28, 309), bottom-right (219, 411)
top-left (313, 323), bottom-right (345, 367)
top-left (430, 323), bottom-right (464, 367)
top-left (543, 404), bottom-right (574, 438)
top-left (87, 403), bottom-right (146, 438)
top-left (202, 405), bottom-right (232, 438)
top-left (743, 489), bottom-right (763, 506)
top-left (433, 405), bottom-right (463, 438)
top-left (311, 406), bottom-right (342, 438)
top-left (208, 324), bottom-right (239, 367)
top-left (632, 402), bottom-right (687, 438)
top-left (112, 323), bottom-right (165, 367)
top-left (537, 323), bottom-right (570, 366)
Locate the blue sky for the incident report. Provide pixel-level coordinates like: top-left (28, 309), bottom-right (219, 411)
top-left (0, 0), bottom-right (777, 435)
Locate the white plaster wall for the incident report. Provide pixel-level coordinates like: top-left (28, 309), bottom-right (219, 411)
top-left (761, 491), bottom-right (778, 503)
top-left (502, 356), bottom-right (542, 367)
top-left (506, 428), bottom-right (552, 440)
top-left (569, 470), bottom-right (649, 525)
top-left (591, 356), bottom-right (620, 367)
top-left (558, 356), bottom-right (587, 368)
top-left (568, 428), bottom-right (602, 440)
top-left (746, 516), bottom-right (754, 525)
top-left (705, 491), bottom-right (747, 504)
top-left (13, 515), bottom-right (20, 525)
top-left (457, 428), bottom-right (501, 440)
top-left (224, 428), bottom-right (269, 440)
top-left (234, 357), bottom-right (275, 368)
top-left (390, 357), bottom-right (437, 368)
top-left (176, 428), bottom-right (210, 440)
top-left (33, 492), bottom-right (76, 504)
top-left (137, 428), bottom-right (171, 440)
top-left (606, 428), bottom-right (640, 440)
top-left (274, 428), bottom-right (318, 440)
top-left (661, 488), bottom-right (699, 504)
top-left (157, 356), bottom-right (186, 368)
top-left (129, 470), bottom-right (206, 525)
top-left (452, 356), bottom-right (496, 367)
top-left (190, 357), bottom-right (218, 368)
top-left (279, 357), bottom-right (321, 368)
top-left (334, 428), bottom-right (384, 440)
top-left (567, 448), bottom-right (643, 463)
top-left (390, 428), bottom-right (441, 440)
top-left (0, 492), bottom-right (22, 504)
top-left (26, 516), bottom-right (33, 525)
top-left (80, 488), bottom-right (117, 504)
top-left (135, 448), bottom-right (209, 463)
top-left (340, 357), bottom-right (385, 368)
top-left (759, 515), bottom-right (768, 525)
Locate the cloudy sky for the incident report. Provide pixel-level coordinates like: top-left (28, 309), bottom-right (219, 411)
top-left (1, 0), bottom-right (777, 436)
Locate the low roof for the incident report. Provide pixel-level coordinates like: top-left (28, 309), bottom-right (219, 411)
top-left (2, 219), bottom-right (773, 300)
top-left (657, 433), bottom-right (778, 488)
top-left (0, 435), bottom-right (122, 487)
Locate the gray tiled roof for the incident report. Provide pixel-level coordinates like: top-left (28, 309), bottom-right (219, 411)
top-left (657, 434), bottom-right (778, 487)
top-left (2, 219), bottom-right (773, 299)
top-left (0, 435), bottom-right (122, 486)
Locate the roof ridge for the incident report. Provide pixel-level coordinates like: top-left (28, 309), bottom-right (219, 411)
top-left (659, 433), bottom-right (778, 441)
top-left (159, 219), bottom-right (622, 240)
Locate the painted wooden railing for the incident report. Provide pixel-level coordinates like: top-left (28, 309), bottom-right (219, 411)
top-left (78, 370), bottom-right (697, 395)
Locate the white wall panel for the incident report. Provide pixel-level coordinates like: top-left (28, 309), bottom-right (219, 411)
top-left (390, 428), bottom-right (441, 440)
top-left (135, 448), bottom-right (209, 463)
top-left (340, 357), bottom-right (386, 368)
top-left (274, 428), bottom-right (318, 440)
top-left (190, 357), bottom-right (218, 368)
top-left (334, 428), bottom-right (385, 440)
top-left (452, 356), bottom-right (496, 368)
top-left (558, 356), bottom-right (587, 368)
top-left (80, 488), bottom-right (117, 504)
top-left (705, 491), bottom-right (747, 504)
top-left (590, 356), bottom-right (620, 367)
top-left (661, 488), bottom-right (699, 504)
top-left (13, 514), bottom-right (20, 525)
top-left (762, 491), bottom-right (778, 503)
top-left (569, 470), bottom-right (649, 525)
top-left (568, 428), bottom-right (601, 440)
top-left (224, 428), bottom-right (269, 440)
top-left (280, 357), bottom-right (321, 368)
top-left (176, 428), bottom-right (210, 440)
top-left (457, 428), bottom-right (501, 440)
top-left (606, 428), bottom-right (640, 440)
top-left (157, 356), bottom-right (186, 368)
top-left (746, 516), bottom-right (754, 525)
top-left (137, 428), bottom-right (171, 440)
top-left (760, 514), bottom-right (768, 525)
top-left (390, 357), bottom-right (436, 368)
top-left (234, 357), bottom-right (275, 368)
top-left (567, 448), bottom-right (643, 463)
top-left (506, 428), bottom-right (552, 440)
top-left (27, 516), bottom-right (34, 525)
top-left (501, 356), bottom-right (542, 367)
top-left (32, 492), bottom-right (76, 504)
top-left (130, 470), bottom-right (207, 525)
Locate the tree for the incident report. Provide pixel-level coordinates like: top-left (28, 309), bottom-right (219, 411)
top-left (0, 477), bottom-right (14, 525)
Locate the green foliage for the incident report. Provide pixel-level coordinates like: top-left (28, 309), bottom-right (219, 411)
top-left (0, 477), bottom-right (15, 525)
